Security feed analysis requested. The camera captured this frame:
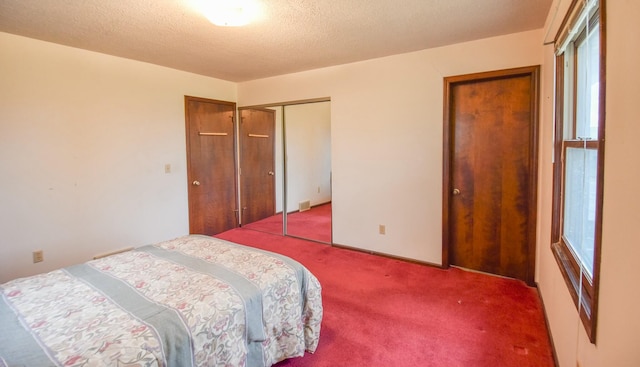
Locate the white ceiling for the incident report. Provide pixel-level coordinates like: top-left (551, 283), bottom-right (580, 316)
top-left (0, 0), bottom-right (552, 82)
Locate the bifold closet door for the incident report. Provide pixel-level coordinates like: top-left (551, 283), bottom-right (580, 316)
top-left (239, 108), bottom-right (276, 226)
top-left (185, 96), bottom-right (238, 235)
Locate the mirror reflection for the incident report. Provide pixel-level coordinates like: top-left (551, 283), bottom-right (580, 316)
top-left (283, 102), bottom-right (332, 243)
top-left (240, 100), bottom-right (332, 243)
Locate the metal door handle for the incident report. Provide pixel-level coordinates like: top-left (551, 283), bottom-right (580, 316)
top-left (452, 188), bottom-right (461, 195)
top-left (192, 180), bottom-right (201, 186)
top-left (268, 171), bottom-right (274, 176)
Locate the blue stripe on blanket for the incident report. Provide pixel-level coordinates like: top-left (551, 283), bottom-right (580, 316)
top-left (0, 292), bottom-right (57, 367)
top-left (65, 264), bottom-right (195, 367)
top-left (209, 236), bottom-right (309, 310)
top-left (137, 245), bottom-right (268, 367)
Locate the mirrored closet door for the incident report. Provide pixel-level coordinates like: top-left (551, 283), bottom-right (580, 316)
top-left (239, 100), bottom-right (332, 244)
top-left (282, 101), bottom-right (332, 243)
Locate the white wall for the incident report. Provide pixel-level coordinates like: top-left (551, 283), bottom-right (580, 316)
top-left (0, 32), bottom-right (236, 283)
top-left (536, 1), bottom-right (640, 366)
top-left (239, 29), bottom-right (543, 263)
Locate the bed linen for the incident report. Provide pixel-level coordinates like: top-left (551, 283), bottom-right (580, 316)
top-left (0, 235), bottom-right (322, 367)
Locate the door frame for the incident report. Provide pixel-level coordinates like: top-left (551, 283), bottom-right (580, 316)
top-left (441, 66), bottom-right (540, 285)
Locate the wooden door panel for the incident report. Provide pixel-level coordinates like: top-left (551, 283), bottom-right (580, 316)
top-left (185, 96), bottom-right (237, 235)
top-left (239, 108), bottom-right (276, 225)
top-left (446, 67), bottom-right (539, 284)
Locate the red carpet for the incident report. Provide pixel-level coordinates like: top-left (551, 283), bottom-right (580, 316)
top-left (242, 203), bottom-right (332, 243)
top-left (215, 228), bottom-right (555, 367)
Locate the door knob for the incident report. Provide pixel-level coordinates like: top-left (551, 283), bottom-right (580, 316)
top-left (192, 180), bottom-right (201, 186)
top-left (452, 188), bottom-right (461, 195)
top-left (268, 171), bottom-right (274, 176)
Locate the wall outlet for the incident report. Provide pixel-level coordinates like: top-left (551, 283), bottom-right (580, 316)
top-left (379, 225), bottom-right (386, 235)
top-left (164, 163), bottom-right (172, 174)
top-left (33, 250), bottom-right (44, 263)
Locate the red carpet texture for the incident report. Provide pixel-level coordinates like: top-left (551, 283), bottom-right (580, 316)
top-left (286, 203), bottom-right (332, 243)
top-left (242, 203), bottom-right (332, 243)
top-left (216, 228), bottom-right (555, 367)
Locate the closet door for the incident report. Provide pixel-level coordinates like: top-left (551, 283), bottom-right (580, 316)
top-left (239, 108), bottom-right (276, 226)
top-left (185, 96), bottom-right (238, 235)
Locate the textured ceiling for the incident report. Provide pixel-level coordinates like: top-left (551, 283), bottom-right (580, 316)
top-left (0, 0), bottom-right (552, 82)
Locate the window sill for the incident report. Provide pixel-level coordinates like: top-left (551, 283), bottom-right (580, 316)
top-left (551, 241), bottom-right (596, 343)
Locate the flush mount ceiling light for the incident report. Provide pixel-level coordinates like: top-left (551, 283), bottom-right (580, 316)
top-left (194, 0), bottom-right (262, 27)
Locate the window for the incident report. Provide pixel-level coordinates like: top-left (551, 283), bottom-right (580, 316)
top-left (551, 0), bottom-right (605, 343)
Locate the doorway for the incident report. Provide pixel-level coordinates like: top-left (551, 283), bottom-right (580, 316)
top-left (442, 66), bottom-right (539, 285)
top-left (184, 96), bottom-right (238, 235)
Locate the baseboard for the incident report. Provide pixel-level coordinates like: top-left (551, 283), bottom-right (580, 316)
top-left (331, 242), bottom-right (445, 269)
top-left (93, 247), bottom-right (134, 260)
top-left (283, 201), bottom-right (332, 215)
top-left (535, 282), bottom-right (560, 367)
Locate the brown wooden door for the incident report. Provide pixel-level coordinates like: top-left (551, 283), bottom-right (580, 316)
top-left (185, 96), bottom-right (238, 235)
top-left (443, 66), bottom-right (539, 285)
top-left (239, 108), bottom-right (276, 225)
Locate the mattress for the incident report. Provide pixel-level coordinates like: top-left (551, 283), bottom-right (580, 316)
top-left (0, 235), bottom-right (322, 367)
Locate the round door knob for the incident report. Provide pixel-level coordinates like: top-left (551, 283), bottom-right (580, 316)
top-left (192, 180), bottom-right (201, 186)
top-left (452, 188), bottom-right (461, 195)
top-left (268, 171), bottom-right (274, 176)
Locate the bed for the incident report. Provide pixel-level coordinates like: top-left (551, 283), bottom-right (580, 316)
top-left (0, 235), bottom-right (322, 367)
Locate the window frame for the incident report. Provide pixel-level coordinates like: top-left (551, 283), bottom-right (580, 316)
top-left (550, 0), bottom-right (606, 344)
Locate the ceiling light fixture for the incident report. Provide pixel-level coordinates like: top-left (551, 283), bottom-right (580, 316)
top-left (194, 0), bottom-right (261, 27)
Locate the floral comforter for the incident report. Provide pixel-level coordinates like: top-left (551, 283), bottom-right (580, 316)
top-left (0, 235), bottom-right (323, 367)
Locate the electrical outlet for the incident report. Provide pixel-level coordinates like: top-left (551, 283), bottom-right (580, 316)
top-left (33, 250), bottom-right (44, 263)
top-left (379, 225), bottom-right (386, 235)
top-left (164, 164), bottom-right (171, 174)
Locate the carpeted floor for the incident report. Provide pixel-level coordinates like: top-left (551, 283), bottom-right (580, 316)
top-left (242, 203), bottom-right (332, 243)
top-left (215, 228), bottom-right (556, 367)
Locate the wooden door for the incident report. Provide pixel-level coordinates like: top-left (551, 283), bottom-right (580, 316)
top-left (443, 66), bottom-right (539, 285)
top-left (185, 96), bottom-right (238, 235)
top-left (239, 108), bottom-right (276, 225)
